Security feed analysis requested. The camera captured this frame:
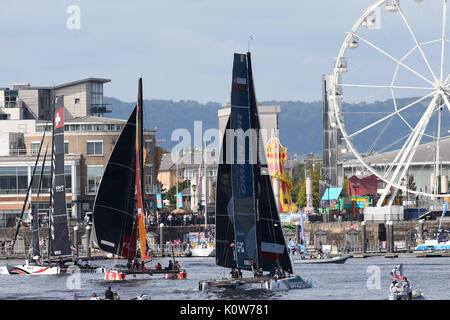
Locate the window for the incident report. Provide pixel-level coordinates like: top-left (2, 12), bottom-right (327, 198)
top-left (87, 166), bottom-right (103, 194)
top-left (184, 169), bottom-right (194, 180)
top-left (145, 165), bottom-right (153, 193)
top-left (91, 82), bottom-right (103, 106)
top-left (31, 142), bottom-right (41, 155)
top-left (87, 141), bottom-right (103, 156)
top-left (75, 98), bottom-right (80, 104)
top-left (144, 140), bottom-right (153, 156)
top-left (64, 142), bottom-right (69, 154)
top-left (0, 166), bottom-right (28, 194)
top-left (93, 124), bottom-right (104, 131)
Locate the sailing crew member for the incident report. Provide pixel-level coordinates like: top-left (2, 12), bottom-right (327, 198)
top-left (238, 268), bottom-right (243, 278)
top-left (230, 268), bottom-right (238, 278)
top-left (90, 293), bottom-right (101, 300)
top-left (174, 260), bottom-right (181, 271)
top-left (155, 263), bottom-right (162, 270)
top-left (390, 279), bottom-right (401, 299)
top-left (104, 287), bottom-right (114, 300)
top-left (269, 268), bottom-right (278, 278)
top-left (278, 267), bottom-right (286, 279)
top-left (402, 277), bottom-right (412, 299)
top-left (251, 259), bottom-right (258, 277)
top-left (166, 260), bottom-right (174, 270)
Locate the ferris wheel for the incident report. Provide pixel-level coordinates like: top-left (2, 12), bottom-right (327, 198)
top-left (331, 0), bottom-right (450, 205)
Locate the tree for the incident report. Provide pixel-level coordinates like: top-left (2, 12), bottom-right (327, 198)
top-left (342, 176), bottom-right (349, 197)
top-left (163, 180), bottom-right (190, 210)
top-left (294, 168), bottom-right (322, 208)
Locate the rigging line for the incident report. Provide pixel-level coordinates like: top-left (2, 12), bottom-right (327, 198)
top-left (95, 204), bottom-right (135, 217)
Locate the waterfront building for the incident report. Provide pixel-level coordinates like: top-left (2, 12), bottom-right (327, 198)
top-left (218, 104), bottom-right (280, 143)
top-left (157, 151), bottom-right (217, 213)
top-left (0, 78), bottom-right (161, 227)
top-left (343, 137), bottom-right (450, 196)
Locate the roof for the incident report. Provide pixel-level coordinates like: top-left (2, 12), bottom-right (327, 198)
top-left (348, 174), bottom-right (394, 196)
top-left (159, 151), bottom-right (218, 171)
top-left (344, 136), bottom-right (450, 166)
top-left (321, 187), bottom-right (342, 200)
top-left (1, 78), bottom-right (111, 91)
top-left (65, 116), bottom-right (126, 124)
top-left (53, 78), bottom-right (111, 89)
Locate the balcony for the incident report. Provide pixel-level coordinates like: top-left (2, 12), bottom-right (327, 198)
top-left (90, 104), bottom-right (112, 114)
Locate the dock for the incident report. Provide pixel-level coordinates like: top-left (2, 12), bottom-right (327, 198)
top-left (415, 252), bottom-right (450, 258)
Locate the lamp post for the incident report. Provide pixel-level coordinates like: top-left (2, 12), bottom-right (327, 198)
top-left (192, 184), bottom-right (197, 212)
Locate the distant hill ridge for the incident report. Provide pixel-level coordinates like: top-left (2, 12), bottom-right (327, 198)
top-left (104, 96), bottom-right (429, 155)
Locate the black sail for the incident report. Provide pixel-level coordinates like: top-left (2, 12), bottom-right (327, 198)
top-left (215, 115), bottom-right (236, 269)
top-left (228, 53), bottom-right (258, 270)
top-left (92, 106), bottom-right (137, 260)
top-left (247, 52), bottom-right (293, 273)
top-left (49, 97), bottom-right (71, 256)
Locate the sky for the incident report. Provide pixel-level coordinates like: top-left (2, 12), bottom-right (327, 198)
top-left (0, 0), bottom-right (432, 104)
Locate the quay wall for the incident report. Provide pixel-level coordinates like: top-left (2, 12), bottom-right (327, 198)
top-left (0, 219), bottom-right (448, 253)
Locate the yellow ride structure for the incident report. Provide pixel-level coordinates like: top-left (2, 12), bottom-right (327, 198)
top-left (266, 137), bottom-right (298, 213)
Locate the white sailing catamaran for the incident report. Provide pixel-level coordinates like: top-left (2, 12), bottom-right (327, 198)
top-left (199, 52), bottom-right (313, 291)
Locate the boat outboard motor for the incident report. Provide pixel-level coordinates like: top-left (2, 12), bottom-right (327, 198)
top-left (132, 294), bottom-right (151, 300)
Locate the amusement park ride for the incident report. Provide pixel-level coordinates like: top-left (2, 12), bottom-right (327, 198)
top-left (329, 0), bottom-right (449, 207)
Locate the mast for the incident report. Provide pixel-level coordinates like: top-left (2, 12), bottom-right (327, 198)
top-left (48, 96), bottom-right (71, 257)
top-left (203, 138), bottom-right (208, 227)
top-left (11, 129), bottom-right (46, 252)
top-left (48, 95), bottom-right (55, 260)
top-left (136, 77), bottom-right (147, 259)
top-left (30, 146), bottom-right (48, 262)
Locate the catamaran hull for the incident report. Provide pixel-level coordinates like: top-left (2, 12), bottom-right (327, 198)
top-left (199, 276), bottom-right (313, 292)
top-left (0, 264), bottom-right (60, 275)
top-left (104, 269), bottom-right (187, 281)
top-left (389, 290), bottom-right (424, 300)
top-left (191, 247), bottom-right (215, 257)
top-left (293, 255), bottom-right (351, 264)
top-left (62, 267), bottom-right (106, 274)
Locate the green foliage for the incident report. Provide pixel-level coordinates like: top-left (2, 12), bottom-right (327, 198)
top-left (294, 168), bottom-right (322, 208)
top-left (342, 176), bottom-right (349, 197)
top-left (163, 180), bottom-right (190, 210)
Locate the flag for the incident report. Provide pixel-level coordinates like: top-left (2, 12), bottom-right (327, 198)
top-left (233, 77), bottom-right (247, 91)
top-left (70, 243), bottom-right (77, 252)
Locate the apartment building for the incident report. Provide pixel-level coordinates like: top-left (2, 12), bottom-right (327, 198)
top-left (0, 78), bottom-right (161, 227)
